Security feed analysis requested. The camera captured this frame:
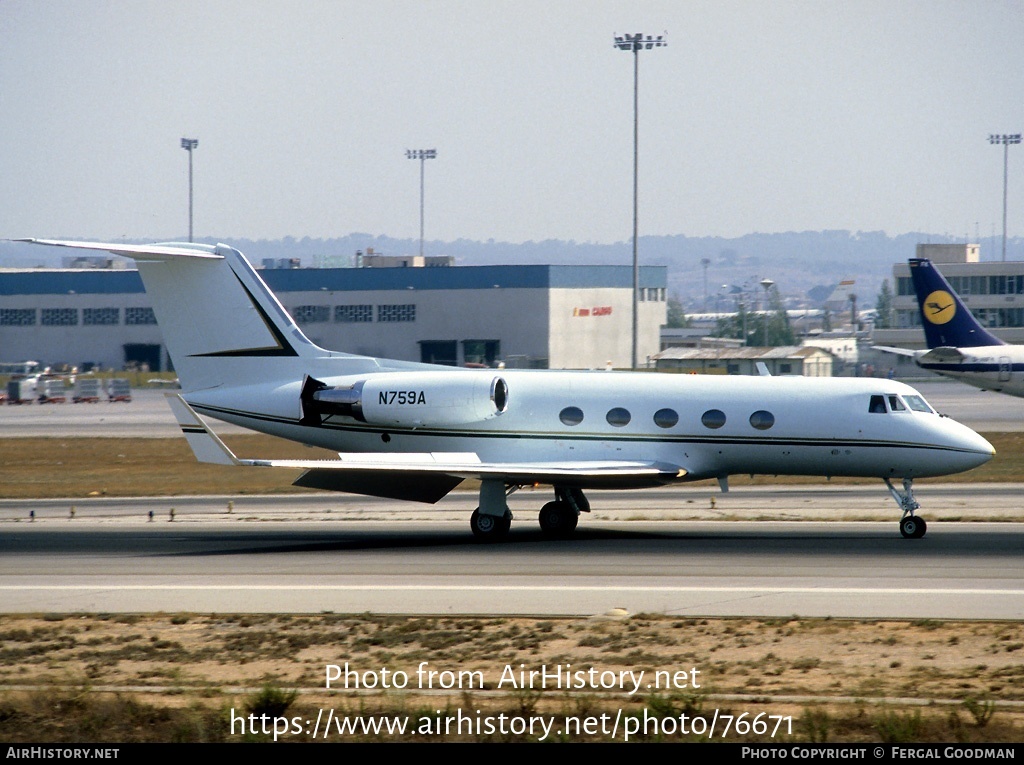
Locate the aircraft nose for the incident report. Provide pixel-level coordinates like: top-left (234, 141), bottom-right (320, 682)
top-left (953, 425), bottom-right (996, 470)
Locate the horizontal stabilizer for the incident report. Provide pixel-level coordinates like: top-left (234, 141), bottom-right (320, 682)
top-left (920, 347), bottom-right (967, 364)
top-left (17, 238), bottom-right (222, 260)
top-left (872, 345), bottom-right (922, 359)
top-left (23, 238), bottom-right (326, 392)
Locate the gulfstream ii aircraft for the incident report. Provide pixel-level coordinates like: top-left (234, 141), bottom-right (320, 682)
top-left (23, 239), bottom-right (995, 540)
top-left (877, 258), bottom-right (1024, 398)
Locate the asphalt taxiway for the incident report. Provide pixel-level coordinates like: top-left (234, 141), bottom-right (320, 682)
top-left (1, 487), bottom-right (1022, 619)
top-left (1, 378), bottom-right (1021, 619)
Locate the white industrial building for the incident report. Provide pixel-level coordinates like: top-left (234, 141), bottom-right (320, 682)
top-left (0, 263), bottom-right (667, 372)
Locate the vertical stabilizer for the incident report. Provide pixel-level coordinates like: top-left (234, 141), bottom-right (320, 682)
top-left (18, 240), bottom-right (330, 391)
top-left (908, 258), bottom-right (1004, 348)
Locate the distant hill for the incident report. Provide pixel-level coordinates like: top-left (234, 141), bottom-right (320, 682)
top-left (4, 231), bottom-right (1021, 312)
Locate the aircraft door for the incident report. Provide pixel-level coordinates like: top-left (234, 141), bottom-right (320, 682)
top-left (999, 356), bottom-right (1011, 382)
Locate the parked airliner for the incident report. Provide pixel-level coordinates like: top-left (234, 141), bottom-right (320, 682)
top-left (22, 240), bottom-right (995, 540)
top-left (877, 258), bottom-right (1024, 398)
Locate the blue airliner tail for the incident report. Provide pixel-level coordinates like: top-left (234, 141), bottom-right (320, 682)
top-left (908, 258), bottom-right (1004, 348)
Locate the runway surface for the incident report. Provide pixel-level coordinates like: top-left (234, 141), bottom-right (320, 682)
top-left (1, 379), bottom-right (1022, 437)
top-left (2, 379), bottom-right (1021, 619)
top-left (2, 488), bottom-right (1022, 619)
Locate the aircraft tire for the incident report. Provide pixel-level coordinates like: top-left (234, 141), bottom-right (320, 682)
top-left (539, 501), bottom-right (578, 537)
top-left (471, 508), bottom-right (511, 541)
top-left (899, 515), bottom-right (927, 539)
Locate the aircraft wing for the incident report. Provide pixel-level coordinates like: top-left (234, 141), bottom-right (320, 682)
top-left (167, 395), bottom-right (685, 503)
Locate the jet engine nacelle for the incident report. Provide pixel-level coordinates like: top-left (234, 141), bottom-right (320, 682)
top-left (301, 372), bottom-right (509, 428)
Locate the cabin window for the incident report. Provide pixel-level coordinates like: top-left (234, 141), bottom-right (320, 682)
top-left (606, 407), bottom-right (631, 427)
top-left (888, 395), bottom-right (906, 412)
top-left (653, 408), bottom-right (679, 428)
top-left (701, 409), bottom-right (726, 429)
top-left (869, 395), bottom-right (887, 413)
top-left (559, 406), bottom-right (584, 426)
top-left (903, 395), bottom-right (934, 413)
top-left (749, 410), bottom-right (775, 430)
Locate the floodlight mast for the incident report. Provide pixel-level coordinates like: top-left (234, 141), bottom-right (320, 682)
top-left (615, 32), bottom-right (666, 369)
top-left (406, 149), bottom-right (437, 259)
top-left (988, 133), bottom-right (1021, 262)
top-left (180, 137), bottom-right (199, 242)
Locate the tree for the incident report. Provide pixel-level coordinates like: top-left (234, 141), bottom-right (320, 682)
top-left (764, 285), bottom-right (795, 346)
top-left (665, 296), bottom-right (690, 328)
top-left (875, 279), bottom-right (894, 329)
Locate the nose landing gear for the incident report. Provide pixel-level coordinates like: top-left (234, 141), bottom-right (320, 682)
top-left (886, 478), bottom-right (927, 539)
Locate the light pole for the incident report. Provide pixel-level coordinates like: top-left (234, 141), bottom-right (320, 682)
top-left (700, 258), bottom-right (710, 312)
top-left (180, 138), bottom-right (198, 242)
top-left (406, 149), bottom-right (437, 258)
top-left (988, 133), bottom-right (1021, 262)
top-left (759, 278), bottom-right (775, 346)
top-left (615, 31), bottom-right (666, 370)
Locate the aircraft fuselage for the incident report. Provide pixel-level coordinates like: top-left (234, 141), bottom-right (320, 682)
top-left (917, 345), bottom-right (1024, 398)
top-left (187, 369), bottom-right (993, 485)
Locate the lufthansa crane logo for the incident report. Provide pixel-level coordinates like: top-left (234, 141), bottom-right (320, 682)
top-left (923, 290), bottom-right (955, 325)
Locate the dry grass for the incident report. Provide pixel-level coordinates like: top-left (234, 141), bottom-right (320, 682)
top-left (0, 433), bottom-right (1021, 499)
top-left (0, 436), bottom-right (334, 498)
top-left (0, 613), bottom-right (1021, 742)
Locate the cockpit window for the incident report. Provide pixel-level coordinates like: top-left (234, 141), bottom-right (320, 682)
top-left (888, 395), bottom-right (906, 412)
top-left (903, 395), bottom-right (934, 413)
top-left (869, 395), bottom-right (887, 414)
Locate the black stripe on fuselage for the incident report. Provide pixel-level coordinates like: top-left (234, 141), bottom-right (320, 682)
top-left (919, 362), bottom-right (1023, 373)
top-left (190, 403), bottom-right (981, 455)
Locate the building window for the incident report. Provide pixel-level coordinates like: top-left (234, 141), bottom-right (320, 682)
top-left (41, 308), bottom-right (78, 326)
top-left (292, 305), bottom-right (330, 323)
top-left (378, 304), bottom-right (416, 323)
top-left (83, 308), bottom-right (120, 325)
top-left (0, 309), bottom-right (37, 326)
top-left (559, 406), bottom-right (584, 426)
top-left (335, 304), bottom-right (373, 323)
top-left (463, 339), bottom-right (500, 366)
top-left (420, 340), bottom-right (457, 366)
top-left (125, 307), bottom-right (157, 325)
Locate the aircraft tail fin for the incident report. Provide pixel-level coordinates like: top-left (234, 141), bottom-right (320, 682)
top-left (19, 239), bottom-right (332, 391)
top-left (908, 258), bottom-right (1004, 348)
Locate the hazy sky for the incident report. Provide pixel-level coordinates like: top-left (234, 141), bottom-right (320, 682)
top-left (2, 1), bottom-right (1022, 245)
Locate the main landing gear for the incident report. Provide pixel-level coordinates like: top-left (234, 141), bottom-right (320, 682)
top-left (885, 478), bottom-right (927, 539)
top-left (538, 487), bottom-right (589, 538)
top-left (469, 482), bottom-right (590, 541)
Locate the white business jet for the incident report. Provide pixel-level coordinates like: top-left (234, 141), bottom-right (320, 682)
top-left (23, 240), bottom-right (995, 539)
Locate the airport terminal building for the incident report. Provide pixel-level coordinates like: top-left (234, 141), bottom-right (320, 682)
top-left (0, 262), bottom-right (667, 372)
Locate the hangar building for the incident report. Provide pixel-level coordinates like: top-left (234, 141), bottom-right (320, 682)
top-left (0, 263), bottom-right (667, 372)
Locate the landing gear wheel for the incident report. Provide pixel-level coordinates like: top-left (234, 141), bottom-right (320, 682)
top-left (538, 501), bottom-right (578, 537)
top-left (471, 508), bottom-right (511, 541)
top-left (899, 515), bottom-right (927, 539)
